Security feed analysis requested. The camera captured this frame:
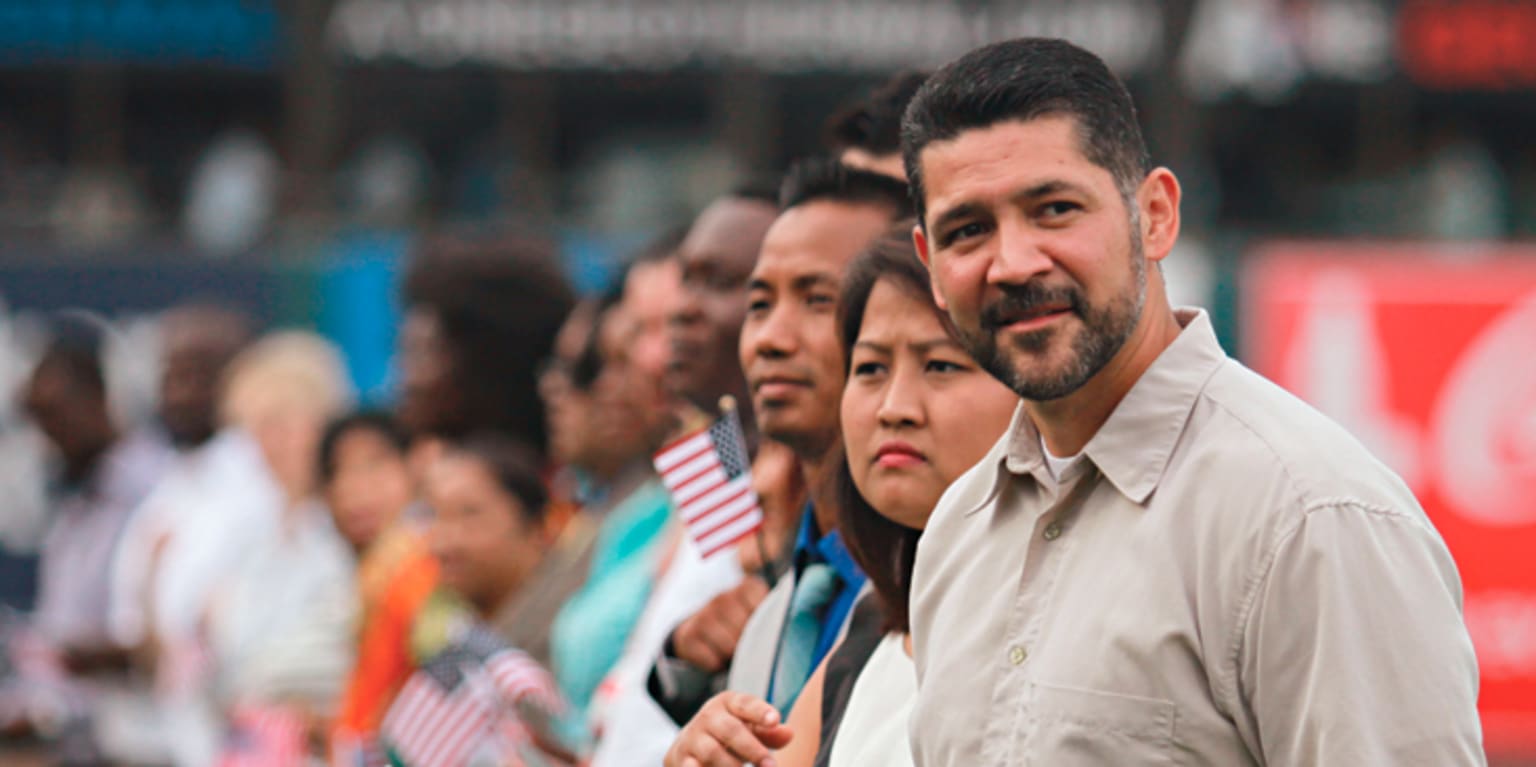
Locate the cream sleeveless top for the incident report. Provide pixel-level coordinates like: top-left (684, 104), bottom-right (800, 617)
top-left (828, 633), bottom-right (918, 767)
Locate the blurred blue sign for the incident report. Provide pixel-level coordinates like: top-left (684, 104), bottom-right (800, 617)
top-left (318, 230), bottom-right (410, 406)
top-left (0, 0), bottom-right (281, 69)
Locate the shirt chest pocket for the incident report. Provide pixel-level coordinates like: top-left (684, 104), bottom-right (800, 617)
top-left (1019, 681), bottom-right (1178, 766)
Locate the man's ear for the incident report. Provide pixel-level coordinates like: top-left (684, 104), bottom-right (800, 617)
top-left (913, 224), bottom-right (948, 311)
top-left (1137, 168), bottom-right (1182, 264)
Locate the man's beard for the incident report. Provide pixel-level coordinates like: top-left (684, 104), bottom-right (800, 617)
top-left (957, 236), bottom-right (1146, 402)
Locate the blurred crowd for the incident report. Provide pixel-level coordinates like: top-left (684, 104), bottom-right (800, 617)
top-left (0, 69), bottom-right (929, 767)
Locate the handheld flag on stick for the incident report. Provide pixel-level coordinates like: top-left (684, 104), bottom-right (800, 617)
top-left (653, 397), bottom-right (765, 558)
top-left (381, 629), bottom-right (567, 767)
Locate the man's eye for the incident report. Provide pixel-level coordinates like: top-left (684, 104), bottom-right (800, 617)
top-left (852, 361), bottom-right (886, 377)
top-left (1040, 201), bottom-right (1082, 218)
top-left (943, 222), bottom-right (989, 247)
top-left (926, 359), bottom-right (965, 374)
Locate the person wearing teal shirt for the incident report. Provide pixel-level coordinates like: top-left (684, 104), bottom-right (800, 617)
top-left (550, 471), bottom-right (673, 716)
top-left (545, 246), bottom-right (689, 719)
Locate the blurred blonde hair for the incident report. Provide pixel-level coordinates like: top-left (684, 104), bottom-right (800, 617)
top-left (222, 331), bottom-right (356, 502)
top-left (221, 331), bottom-right (355, 428)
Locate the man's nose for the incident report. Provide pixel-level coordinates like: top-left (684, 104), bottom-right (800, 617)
top-left (987, 217), bottom-right (1055, 287)
top-left (747, 305), bottom-right (800, 360)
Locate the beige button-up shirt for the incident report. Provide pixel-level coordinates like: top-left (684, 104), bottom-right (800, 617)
top-left (909, 309), bottom-right (1484, 766)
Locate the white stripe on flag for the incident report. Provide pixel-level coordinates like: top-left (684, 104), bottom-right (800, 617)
top-left (698, 509), bottom-right (765, 557)
top-left (404, 690), bottom-right (457, 763)
top-left (672, 466), bottom-right (727, 505)
top-left (654, 432), bottom-right (712, 471)
top-left (660, 450), bottom-right (719, 490)
top-left (679, 475), bottom-right (751, 521)
top-left (694, 490), bottom-right (759, 533)
top-left (682, 485), bottom-right (753, 529)
top-left (408, 681), bottom-right (479, 766)
top-left (430, 705), bottom-right (489, 766)
top-left (382, 677), bottom-right (431, 747)
top-left (416, 698), bottom-right (473, 767)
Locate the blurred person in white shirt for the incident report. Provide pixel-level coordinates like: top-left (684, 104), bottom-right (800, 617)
top-left (101, 305), bottom-right (265, 763)
top-left (159, 331), bottom-right (359, 767)
top-left (23, 322), bottom-right (171, 669)
top-left (0, 321), bottom-right (170, 761)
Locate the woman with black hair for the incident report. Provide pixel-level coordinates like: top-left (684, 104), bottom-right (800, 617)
top-left (379, 435), bottom-right (585, 767)
top-left (664, 227), bottom-right (1019, 767)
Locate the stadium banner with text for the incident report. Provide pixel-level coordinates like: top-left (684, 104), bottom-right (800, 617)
top-left (1242, 243), bottom-right (1536, 758)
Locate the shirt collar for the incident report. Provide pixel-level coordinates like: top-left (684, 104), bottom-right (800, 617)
top-left (792, 504), bottom-right (865, 588)
top-left (991, 308), bottom-right (1228, 505)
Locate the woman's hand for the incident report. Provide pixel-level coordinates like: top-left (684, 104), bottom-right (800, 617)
top-left (664, 692), bottom-right (793, 767)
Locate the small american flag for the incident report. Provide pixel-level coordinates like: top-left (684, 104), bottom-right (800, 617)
top-left (380, 651), bottom-right (493, 767)
top-left (653, 406), bottom-right (763, 558)
top-left (381, 628), bottom-right (565, 767)
top-left (217, 705), bottom-right (308, 767)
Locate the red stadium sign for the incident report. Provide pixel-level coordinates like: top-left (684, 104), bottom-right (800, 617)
top-left (1243, 244), bottom-right (1536, 758)
top-left (1400, 1), bottom-right (1536, 89)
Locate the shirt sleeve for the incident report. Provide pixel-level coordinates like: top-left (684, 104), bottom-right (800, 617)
top-left (1235, 502), bottom-right (1485, 765)
top-left (645, 636), bottom-right (727, 726)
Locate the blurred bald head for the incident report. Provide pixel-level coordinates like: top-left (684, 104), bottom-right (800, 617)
top-left (159, 304), bottom-right (252, 448)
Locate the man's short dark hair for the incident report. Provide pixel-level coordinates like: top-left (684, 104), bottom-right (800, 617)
top-left (729, 176), bottom-right (784, 208)
top-left (824, 70), bottom-right (929, 157)
top-left (901, 37), bottom-right (1151, 225)
top-left (778, 157), bottom-right (914, 219)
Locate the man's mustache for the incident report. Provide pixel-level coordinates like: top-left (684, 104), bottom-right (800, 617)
top-left (980, 283), bottom-right (1083, 331)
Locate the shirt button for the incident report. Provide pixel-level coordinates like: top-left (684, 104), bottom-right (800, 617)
top-left (1008, 645), bottom-right (1027, 665)
top-left (1043, 522), bottom-right (1063, 541)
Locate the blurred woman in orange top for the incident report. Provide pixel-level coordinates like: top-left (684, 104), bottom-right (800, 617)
top-left (318, 411), bottom-right (437, 764)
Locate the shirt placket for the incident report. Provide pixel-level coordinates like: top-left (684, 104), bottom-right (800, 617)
top-left (986, 469), bottom-right (1099, 765)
